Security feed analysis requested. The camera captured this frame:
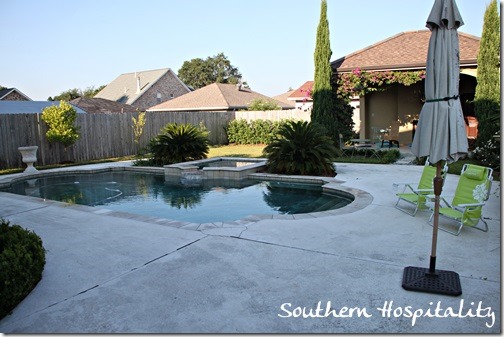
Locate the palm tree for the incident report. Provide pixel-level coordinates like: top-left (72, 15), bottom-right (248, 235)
top-left (263, 121), bottom-right (338, 176)
top-left (149, 123), bottom-right (209, 165)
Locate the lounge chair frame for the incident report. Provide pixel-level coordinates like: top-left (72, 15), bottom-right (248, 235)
top-left (429, 164), bottom-right (493, 236)
top-left (395, 159), bottom-right (448, 216)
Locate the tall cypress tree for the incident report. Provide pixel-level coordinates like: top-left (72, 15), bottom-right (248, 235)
top-left (474, 0), bottom-right (500, 147)
top-left (312, 0), bottom-right (354, 145)
top-left (312, 0), bottom-right (333, 127)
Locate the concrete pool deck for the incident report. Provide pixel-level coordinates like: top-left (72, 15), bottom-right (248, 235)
top-left (0, 161), bottom-right (500, 333)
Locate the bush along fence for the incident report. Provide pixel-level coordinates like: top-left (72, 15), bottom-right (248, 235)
top-left (0, 109), bottom-right (309, 170)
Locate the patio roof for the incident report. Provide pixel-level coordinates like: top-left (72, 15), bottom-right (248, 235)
top-left (332, 30), bottom-right (480, 73)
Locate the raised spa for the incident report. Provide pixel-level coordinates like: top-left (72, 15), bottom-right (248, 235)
top-left (164, 157), bottom-right (267, 181)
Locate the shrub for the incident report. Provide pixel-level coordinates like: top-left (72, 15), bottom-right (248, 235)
top-left (41, 100), bottom-right (80, 147)
top-left (337, 148), bottom-right (400, 164)
top-left (149, 123), bottom-right (209, 165)
top-left (0, 218), bottom-right (45, 319)
top-left (247, 98), bottom-right (281, 111)
top-left (381, 149), bottom-right (401, 163)
top-left (226, 119), bottom-right (287, 144)
top-left (473, 131), bottom-right (500, 171)
top-left (263, 120), bottom-right (338, 176)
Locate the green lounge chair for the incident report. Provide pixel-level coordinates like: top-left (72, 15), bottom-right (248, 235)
top-left (394, 159), bottom-right (448, 216)
top-left (430, 164), bottom-right (493, 236)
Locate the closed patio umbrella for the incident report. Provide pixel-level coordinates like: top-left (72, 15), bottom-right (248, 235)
top-left (403, 0), bottom-right (468, 296)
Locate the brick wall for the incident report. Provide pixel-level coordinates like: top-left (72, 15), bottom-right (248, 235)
top-left (1, 91), bottom-right (30, 101)
top-left (132, 71), bottom-right (190, 110)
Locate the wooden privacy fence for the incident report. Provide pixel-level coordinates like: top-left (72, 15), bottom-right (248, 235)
top-left (0, 111), bottom-right (233, 169)
top-left (0, 109), bottom-right (309, 169)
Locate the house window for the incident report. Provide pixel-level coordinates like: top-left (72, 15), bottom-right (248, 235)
top-left (156, 93), bottom-right (162, 103)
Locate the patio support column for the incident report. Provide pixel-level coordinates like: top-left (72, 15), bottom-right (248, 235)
top-left (359, 95), bottom-right (366, 139)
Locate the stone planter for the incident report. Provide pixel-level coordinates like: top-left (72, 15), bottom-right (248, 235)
top-left (18, 146), bottom-right (38, 174)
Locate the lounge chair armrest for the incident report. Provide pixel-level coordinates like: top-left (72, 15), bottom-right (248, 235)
top-left (454, 203), bottom-right (485, 210)
top-left (393, 183), bottom-right (414, 193)
top-left (415, 188), bottom-right (434, 194)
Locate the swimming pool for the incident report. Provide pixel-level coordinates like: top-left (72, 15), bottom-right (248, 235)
top-left (2, 171), bottom-right (354, 223)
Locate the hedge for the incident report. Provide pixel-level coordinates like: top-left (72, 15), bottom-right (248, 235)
top-left (0, 218), bottom-right (46, 319)
top-left (226, 119), bottom-right (288, 144)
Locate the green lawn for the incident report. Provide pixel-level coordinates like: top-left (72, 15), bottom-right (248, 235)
top-left (208, 144), bottom-right (266, 158)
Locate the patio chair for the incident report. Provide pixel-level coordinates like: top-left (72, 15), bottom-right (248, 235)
top-left (394, 158), bottom-right (448, 216)
top-left (429, 164), bottom-right (493, 236)
top-left (338, 133), bottom-right (354, 158)
top-left (381, 120), bottom-right (400, 148)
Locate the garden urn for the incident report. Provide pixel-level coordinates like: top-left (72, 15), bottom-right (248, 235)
top-left (18, 146), bottom-right (39, 173)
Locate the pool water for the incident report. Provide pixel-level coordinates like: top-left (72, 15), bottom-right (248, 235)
top-left (3, 171), bottom-right (353, 223)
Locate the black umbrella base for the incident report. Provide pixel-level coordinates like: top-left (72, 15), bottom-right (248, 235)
top-left (402, 266), bottom-right (462, 296)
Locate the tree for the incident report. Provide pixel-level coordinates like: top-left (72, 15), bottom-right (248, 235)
top-left (311, 0), bottom-right (354, 145)
top-left (178, 52), bottom-right (242, 90)
top-left (132, 111), bottom-right (146, 145)
top-left (474, 0), bottom-right (500, 148)
top-left (48, 85), bottom-right (105, 101)
top-left (149, 123), bottom-right (209, 165)
top-left (263, 120), bottom-right (338, 176)
top-left (41, 100), bottom-right (80, 148)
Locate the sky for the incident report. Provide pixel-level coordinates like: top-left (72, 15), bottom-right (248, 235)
top-left (0, 0), bottom-right (492, 101)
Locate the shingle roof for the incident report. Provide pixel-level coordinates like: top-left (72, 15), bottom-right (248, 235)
top-left (0, 101), bottom-right (87, 114)
top-left (332, 30), bottom-right (480, 72)
top-left (147, 83), bottom-right (292, 111)
top-left (70, 97), bottom-right (137, 114)
top-left (94, 68), bottom-right (187, 105)
top-left (272, 90), bottom-right (296, 107)
top-left (287, 81), bottom-right (314, 101)
top-left (0, 88), bottom-right (32, 101)
top-left (0, 88), bottom-right (12, 99)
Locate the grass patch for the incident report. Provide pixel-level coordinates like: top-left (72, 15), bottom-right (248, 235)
top-left (447, 158), bottom-right (482, 175)
top-left (208, 144), bottom-right (266, 158)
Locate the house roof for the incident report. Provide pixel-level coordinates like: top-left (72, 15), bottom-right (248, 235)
top-left (288, 81), bottom-right (314, 101)
top-left (147, 83), bottom-right (292, 111)
top-left (272, 90), bottom-right (296, 107)
top-left (332, 30), bottom-right (480, 72)
top-left (70, 97), bottom-right (137, 114)
top-left (0, 88), bottom-right (32, 101)
top-left (94, 68), bottom-right (189, 105)
top-left (0, 101), bottom-right (87, 114)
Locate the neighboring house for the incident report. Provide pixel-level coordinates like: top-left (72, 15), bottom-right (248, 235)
top-left (286, 81), bottom-right (314, 111)
top-left (331, 30), bottom-right (480, 145)
top-left (70, 97), bottom-right (138, 114)
top-left (272, 90), bottom-right (295, 108)
top-left (147, 83), bottom-right (293, 112)
top-left (94, 68), bottom-right (191, 111)
top-left (0, 101), bottom-right (87, 114)
top-left (0, 88), bottom-right (32, 101)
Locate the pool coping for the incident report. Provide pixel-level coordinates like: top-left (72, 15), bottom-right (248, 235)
top-left (0, 164), bottom-right (373, 230)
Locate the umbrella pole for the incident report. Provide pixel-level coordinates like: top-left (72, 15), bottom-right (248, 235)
top-left (429, 161), bottom-right (444, 274)
top-left (402, 160), bottom-right (462, 296)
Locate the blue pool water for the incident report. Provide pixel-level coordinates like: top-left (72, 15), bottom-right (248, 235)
top-left (3, 171), bottom-right (353, 223)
